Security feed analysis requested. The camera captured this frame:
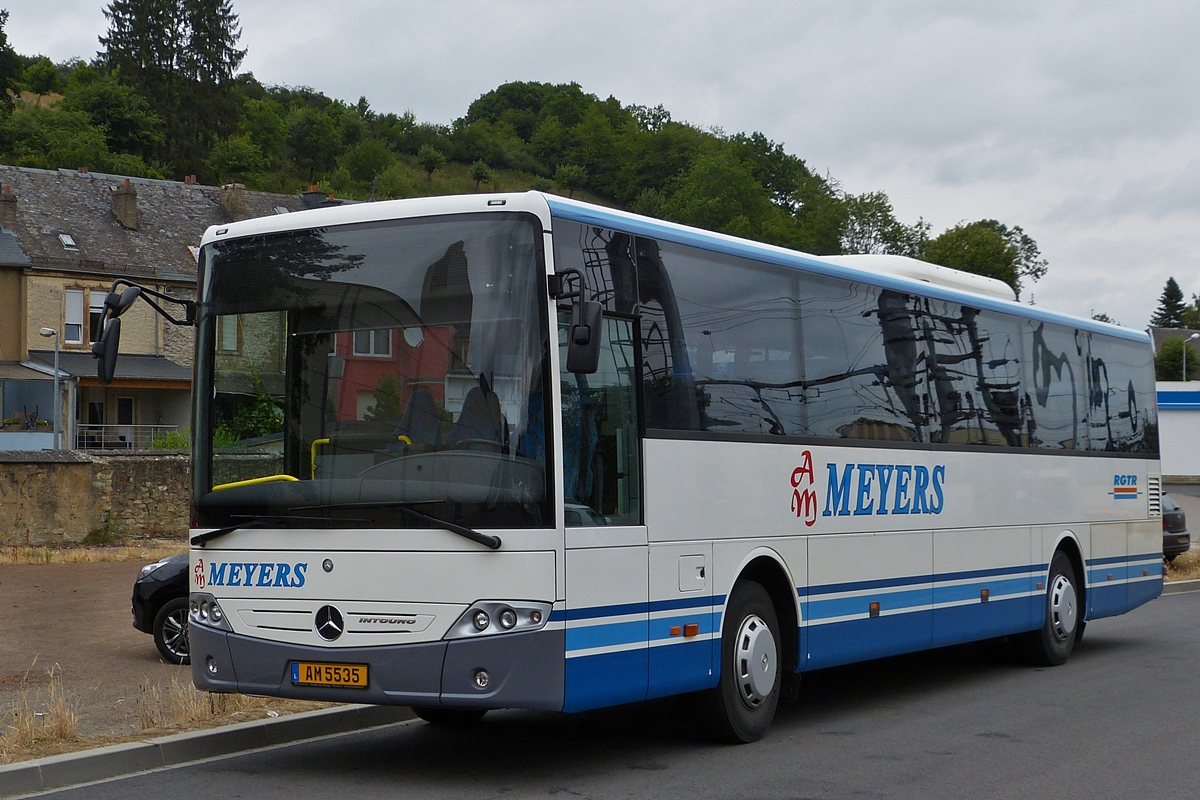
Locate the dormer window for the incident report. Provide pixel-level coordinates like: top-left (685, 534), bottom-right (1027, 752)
top-left (58, 234), bottom-right (78, 251)
top-left (273, 206), bottom-right (290, 215)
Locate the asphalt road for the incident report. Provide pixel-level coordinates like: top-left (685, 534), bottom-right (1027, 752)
top-left (39, 592), bottom-right (1200, 800)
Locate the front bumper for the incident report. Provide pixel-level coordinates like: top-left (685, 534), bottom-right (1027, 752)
top-left (189, 624), bottom-right (565, 711)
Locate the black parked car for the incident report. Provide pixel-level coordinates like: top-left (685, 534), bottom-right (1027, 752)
top-left (132, 553), bottom-right (190, 664)
top-left (1163, 495), bottom-right (1191, 563)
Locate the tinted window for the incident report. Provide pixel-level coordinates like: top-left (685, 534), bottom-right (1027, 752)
top-left (1080, 333), bottom-right (1158, 454)
top-left (800, 278), bottom-right (923, 442)
top-left (923, 300), bottom-right (1025, 446)
top-left (551, 220), bottom-right (638, 315)
top-left (1023, 321), bottom-right (1087, 450)
top-left (646, 239), bottom-right (802, 435)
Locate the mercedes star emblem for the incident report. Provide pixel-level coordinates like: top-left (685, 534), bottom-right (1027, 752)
top-left (315, 605), bottom-right (344, 641)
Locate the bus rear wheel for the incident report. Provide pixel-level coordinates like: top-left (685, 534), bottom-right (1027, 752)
top-left (709, 580), bottom-right (781, 743)
top-left (412, 707), bottom-right (488, 727)
top-left (1021, 551), bottom-right (1080, 666)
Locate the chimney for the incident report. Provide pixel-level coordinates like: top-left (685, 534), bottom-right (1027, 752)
top-left (220, 183), bottom-right (247, 221)
top-left (0, 185), bottom-right (16, 230)
top-left (111, 179), bottom-right (139, 229)
top-left (184, 174), bottom-right (197, 185)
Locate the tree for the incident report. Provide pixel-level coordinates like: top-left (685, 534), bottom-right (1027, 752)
top-left (661, 149), bottom-right (772, 237)
top-left (417, 144), bottom-right (446, 181)
top-left (553, 164), bottom-right (586, 197)
top-left (1091, 312), bottom-right (1120, 325)
top-left (61, 70), bottom-right (163, 156)
top-left (287, 107), bottom-right (340, 182)
top-left (23, 58), bottom-right (61, 100)
top-left (1154, 335), bottom-right (1200, 381)
top-left (470, 159), bottom-right (492, 191)
top-left (840, 191), bottom-right (929, 257)
top-left (1150, 277), bottom-right (1187, 328)
top-left (343, 137), bottom-right (394, 183)
top-left (205, 133), bottom-right (264, 182)
top-left (924, 219), bottom-right (1047, 297)
top-left (0, 11), bottom-right (26, 106)
top-left (1182, 295), bottom-right (1200, 331)
top-left (99, 0), bottom-right (245, 174)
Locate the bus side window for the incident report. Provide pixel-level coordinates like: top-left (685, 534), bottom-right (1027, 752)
top-left (559, 314), bottom-right (642, 527)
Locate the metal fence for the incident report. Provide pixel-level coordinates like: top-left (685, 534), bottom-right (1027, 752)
top-left (74, 424), bottom-right (182, 450)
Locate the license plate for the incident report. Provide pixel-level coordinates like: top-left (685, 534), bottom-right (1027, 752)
top-left (291, 661), bottom-right (368, 688)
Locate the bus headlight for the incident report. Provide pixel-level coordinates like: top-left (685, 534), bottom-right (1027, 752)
top-left (446, 601), bottom-right (552, 639)
top-left (189, 592), bottom-right (232, 632)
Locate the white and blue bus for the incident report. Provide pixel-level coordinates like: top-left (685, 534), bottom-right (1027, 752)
top-left (129, 192), bottom-right (1159, 742)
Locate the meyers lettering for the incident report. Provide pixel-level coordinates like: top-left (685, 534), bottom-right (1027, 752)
top-left (823, 462), bottom-right (946, 518)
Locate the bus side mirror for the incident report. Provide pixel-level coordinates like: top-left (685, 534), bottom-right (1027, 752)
top-left (104, 285), bottom-right (141, 318)
top-left (92, 317), bottom-right (121, 385)
top-left (566, 299), bottom-right (602, 374)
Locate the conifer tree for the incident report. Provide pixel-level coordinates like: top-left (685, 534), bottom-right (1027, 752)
top-left (1150, 277), bottom-right (1187, 328)
top-left (99, 0), bottom-right (245, 177)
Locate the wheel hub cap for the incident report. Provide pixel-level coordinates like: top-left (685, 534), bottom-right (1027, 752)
top-left (734, 613), bottom-right (777, 709)
top-left (1049, 574), bottom-right (1077, 641)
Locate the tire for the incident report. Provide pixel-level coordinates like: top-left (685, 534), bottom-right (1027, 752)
top-left (153, 597), bottom-right (191, 665)
top-left (1021, 551), bottom-right (1080, 666)
top-left (708, 580), bottom-right (781, 743)
top-left (412, 707), bottom-right (488, 727)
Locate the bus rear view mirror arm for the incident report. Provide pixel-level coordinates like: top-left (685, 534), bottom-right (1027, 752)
top-left (91, 278), bottom-right (196, 385)
top-left (549, 268), bottom-right (602, 374)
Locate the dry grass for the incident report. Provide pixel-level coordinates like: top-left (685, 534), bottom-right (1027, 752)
top-left (1166, 549), bottom-right (1200, 582)
top-left (1, 670), bottom-right (335, 765)
top-left (0, 663), bottom-right (79, 758)
top-left (0, 542), bottom-right (185, 566)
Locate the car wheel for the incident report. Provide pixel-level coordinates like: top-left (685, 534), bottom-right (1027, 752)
top-left (708, 580), bottom-right (781, 743)
top-left (412, 707), bottom-right (488, 727)
top-left (1020, 551), bottom-right (1079, 666)
top-left (153, 597), bottom-right (191, 665)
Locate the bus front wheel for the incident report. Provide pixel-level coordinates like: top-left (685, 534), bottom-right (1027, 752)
top-left (1022, 551), bottom-right (1080, 666)
top-left (709, 580), bottom-right (781, 743)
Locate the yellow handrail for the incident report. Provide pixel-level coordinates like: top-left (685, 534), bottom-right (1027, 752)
top-left (310, 437), bottom-right (330, 477)
top-left (310, 435), bottom-right (412, 477)
top-left (211, 474), bottom-right (299, 492)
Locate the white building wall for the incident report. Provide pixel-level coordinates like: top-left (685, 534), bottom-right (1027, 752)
top-left (1157, 382), bottom-right (1200, 478)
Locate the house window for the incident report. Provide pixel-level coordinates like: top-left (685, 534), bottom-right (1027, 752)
top-left (353, 329), bottom-right (391, 357)
top-left (217, 315), bottom-right (240, 352)
top-left (58, 234), bottom-right (78, 251)
top-left (89, 292), bottom-right (106, 343)
top-left (65, 289), bottom-right (84, 344)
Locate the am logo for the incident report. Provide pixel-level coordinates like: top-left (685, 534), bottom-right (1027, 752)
top-left (790, 450), bottom-right (819, 527)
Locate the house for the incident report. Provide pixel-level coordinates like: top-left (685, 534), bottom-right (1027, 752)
top-left (0, 165), bottom-right (337, 450)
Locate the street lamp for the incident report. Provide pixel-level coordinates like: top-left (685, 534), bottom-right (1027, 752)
top-left (1185, 333), bottom-right (1200, 382)
top-left (38, 327), bottom-right (60, 449)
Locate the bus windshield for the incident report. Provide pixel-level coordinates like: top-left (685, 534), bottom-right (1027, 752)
top-left (192, 213), bottom-right (552, 531)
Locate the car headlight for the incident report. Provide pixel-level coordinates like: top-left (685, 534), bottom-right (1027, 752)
top-left (140, 558), bottom-right (171, 578)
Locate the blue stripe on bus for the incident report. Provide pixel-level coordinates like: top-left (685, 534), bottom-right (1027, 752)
top-left (808, 586), bottom-right (934, 622)
top-left (1087, 552), bottom-right (1161, 567)
top-left (544, 197), bottom-right (1151, 344)
top-left (801, 563), bottom-right (1046, 598)
top-left (562, 595), bottom-right (725, 623)
top-left (931, 576), bottom-right (1034, 605)
top-left (565, 620), bottom-right (649, 651)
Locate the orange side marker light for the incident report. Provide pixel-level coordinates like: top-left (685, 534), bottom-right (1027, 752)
top-left (684, 623), bottom-right (700, 637)
top-left (669, 626), bottom-right (682, 636)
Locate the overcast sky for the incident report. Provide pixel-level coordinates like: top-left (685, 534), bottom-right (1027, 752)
top-left (5, 1), bottom-right (1199, 328)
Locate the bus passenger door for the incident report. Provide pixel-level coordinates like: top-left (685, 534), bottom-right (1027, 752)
top-left (560, 315), bottom-right (649, 712)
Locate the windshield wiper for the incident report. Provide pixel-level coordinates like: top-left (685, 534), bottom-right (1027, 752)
top-left (190, 513), bottom-right (370, 548)
top-left (293, 501), bottom-right (502, 550)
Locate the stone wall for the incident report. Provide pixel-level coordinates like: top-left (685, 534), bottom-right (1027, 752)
top-left (0, 450), bottom-right (190, 545)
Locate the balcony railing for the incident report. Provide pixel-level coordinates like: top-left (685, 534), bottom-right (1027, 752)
top-left (75, 424), bottom-right (181, 450)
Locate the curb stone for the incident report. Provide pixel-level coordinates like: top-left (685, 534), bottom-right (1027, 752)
top-left (1163, 579), bottom-right (1200, 595)
top-left (0, 704), bottom-right (414, 798)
